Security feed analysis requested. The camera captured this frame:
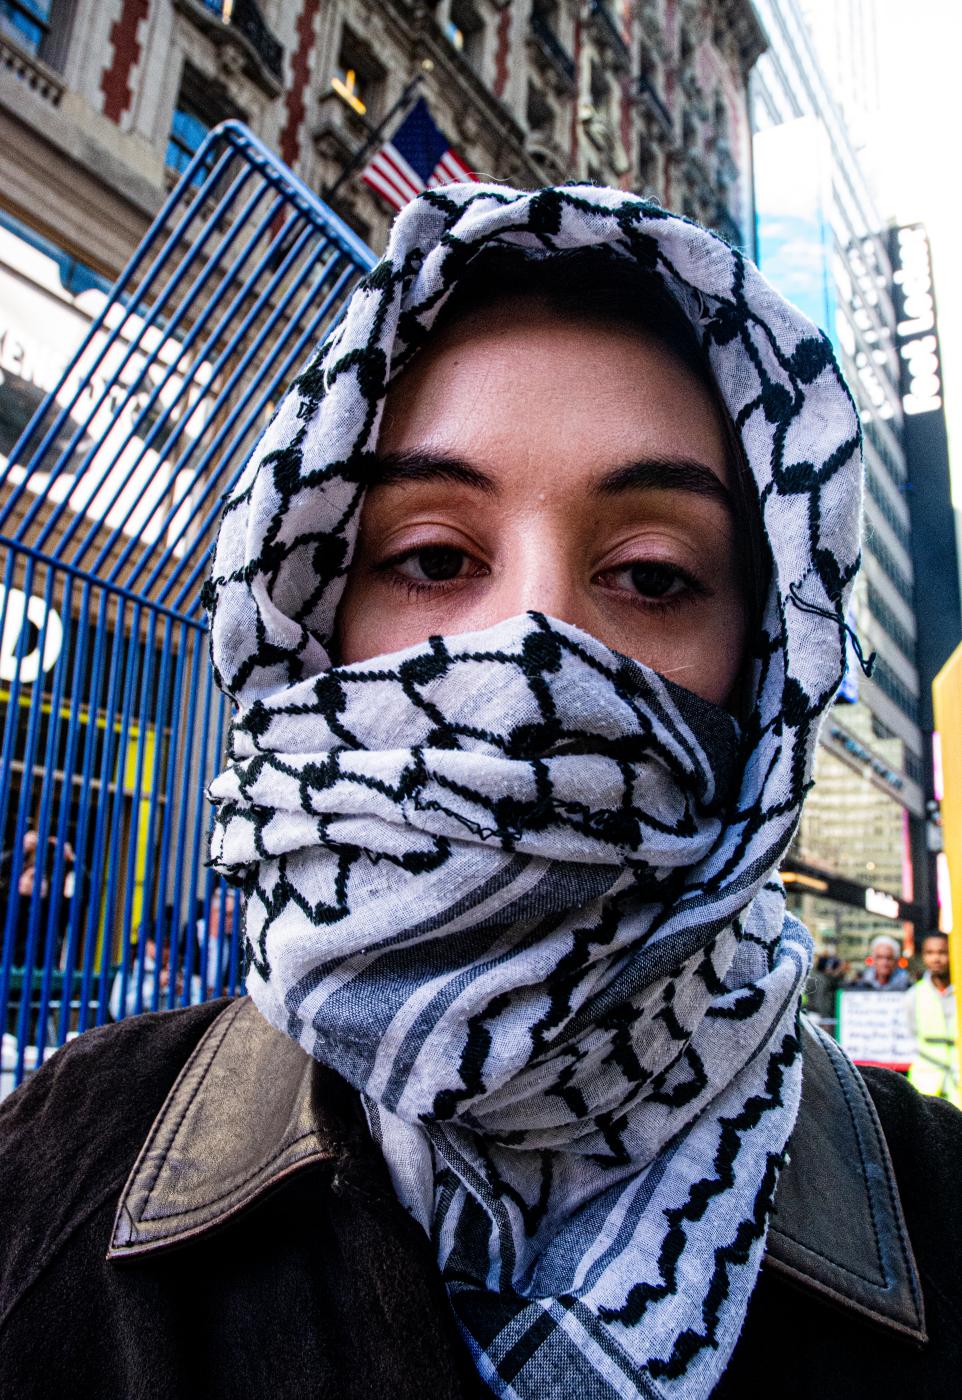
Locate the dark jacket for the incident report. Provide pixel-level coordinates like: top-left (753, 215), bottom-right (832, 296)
top-left (1, 997), bottom-right (960, 1398)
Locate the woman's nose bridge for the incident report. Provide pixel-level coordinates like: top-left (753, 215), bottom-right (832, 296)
top-left (497, 518), bottom-right (582, 621)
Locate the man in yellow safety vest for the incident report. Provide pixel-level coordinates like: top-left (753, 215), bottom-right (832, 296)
top-left (906, 931), bottom-right (960, 1109)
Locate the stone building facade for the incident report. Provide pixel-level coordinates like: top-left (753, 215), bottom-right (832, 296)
top-left (0, 0), bottom-right (766, 285)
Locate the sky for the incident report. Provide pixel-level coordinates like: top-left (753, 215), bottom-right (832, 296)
top-left (869, 1), bottom-right (962, 504)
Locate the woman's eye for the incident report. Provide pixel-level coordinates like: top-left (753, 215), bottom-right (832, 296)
top-left (608, 562), bottom-right (689, 600)
top-left (394, 546), bottom-right (470, 582)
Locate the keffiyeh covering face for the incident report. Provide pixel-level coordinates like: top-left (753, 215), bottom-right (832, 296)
top-left (206, 185), bottom-right (862, 1399)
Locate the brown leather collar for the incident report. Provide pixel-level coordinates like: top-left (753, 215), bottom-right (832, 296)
top-left (109, 998), bottom-right (342, 1256)
top-left (766, 1018), bottom-right (925, 1343)
top-left (108, 1000), bottom-right (926, 1344)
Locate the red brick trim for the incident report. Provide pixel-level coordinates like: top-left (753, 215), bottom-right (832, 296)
top-left (619, 74), bottom-right (632, 190)
top-left (619, 0), bottom-right (633, 187)
top-left (279, 0), bottom-right (321, 168)
top-left (101, 0), bottom-right (151, 125)
top-left (493, 3), bottom-right (512, 101)
top-left (569, 15), bottom-right (582, 165)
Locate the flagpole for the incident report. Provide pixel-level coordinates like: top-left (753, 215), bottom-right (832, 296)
top-left (323, 65), bottom-right (430, 201)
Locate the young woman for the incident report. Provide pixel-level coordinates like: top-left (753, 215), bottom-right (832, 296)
top-left (2, 184), bottom-right (960, 1399)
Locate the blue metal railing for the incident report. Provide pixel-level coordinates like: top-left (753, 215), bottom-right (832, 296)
top-left (0, 121), bottom-right (376, 1094)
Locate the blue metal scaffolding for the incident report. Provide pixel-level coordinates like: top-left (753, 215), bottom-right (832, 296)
top-left (0, 121), bottom-right (376, 1092)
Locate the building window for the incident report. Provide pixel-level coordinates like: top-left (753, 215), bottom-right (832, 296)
top-left (713, 90), bottom-right (728, 137)
top-left (589, 58), bottom-right (610, 118)
top-left (904, 749), bottom-right (924, 786)
top-left (865, 466), bottom-right (911, 550)
top-left (868, 531), bottom-right (914, 607)
top-left (0, 0), bottom-right (51, 55)
top-left (682, 108), bottom-right (697, 153)
top-left (167, 103), bottom-right (209, 181)
top-left (530, 0), bottom-right (576, 85)
top-left (445, 0), bottom-right (485, 71)
top-left (328, 196), bottom-right (371, 247)
top-left (178, 0), bottom-right (283, 94)
top-left (866, 584), bottom-right (915, 662)
top-left (872, 656), bottom-right (920, 724)
top-left (637, 138), bottom-right (658, 193)
top-left (166, 66), bottom-right (241, 182)
top-left (526, 82), bottom-right (556, 141)
top-left (532, 0), bottom-right (558, 21)
top-left (332, 26), bottom-right (384, 121)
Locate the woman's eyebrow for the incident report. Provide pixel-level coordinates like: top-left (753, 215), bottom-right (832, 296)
top-left (597, 458), bottom-right (733, 508)
top-left (368, 449), bottom-right (499, 494)
top-left (368, 450), bottom-right (731, 508)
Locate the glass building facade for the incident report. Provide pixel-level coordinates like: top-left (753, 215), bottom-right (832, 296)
top-left (750, 0), bottom-right (928, 964)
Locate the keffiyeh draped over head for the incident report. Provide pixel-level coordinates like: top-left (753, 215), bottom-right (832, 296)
top-left (205, 185), bottom-right (862, 1399)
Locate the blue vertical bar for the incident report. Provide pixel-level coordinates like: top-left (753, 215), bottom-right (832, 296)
top-left (167, 624), bottom-right (205, 1007)
top-left (73, 587), bottom-right (112, 1035)
top-left (13, 563), bottom-right (64, 1079)
top-left (31, 571), bottom-right (77, 1064)
top-left (100, 606), bottom-right (147, 1029)
top-left (153, 619), bottom-right (191, 1011)
top-left (52, 579), bottom-right (93, 1046)
top-left (178, 646), bottom-right (219, 1004)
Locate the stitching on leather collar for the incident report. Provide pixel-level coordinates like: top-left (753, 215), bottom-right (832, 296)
top-left (138, 999), bottom-right (245, 1221)
top-left (138, 1128), bottom-right (323, 1223)
top-left (770, 1222), bottom-right (883, 1289)
top-left (828, 1030), bottom-right (890, 1282)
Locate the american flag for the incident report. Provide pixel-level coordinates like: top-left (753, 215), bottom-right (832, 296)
top-left (362, 97), bottom-right (477, 211)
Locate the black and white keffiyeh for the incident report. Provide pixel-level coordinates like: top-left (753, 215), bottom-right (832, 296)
top-left (205, 185), bottom-right (863, 1399)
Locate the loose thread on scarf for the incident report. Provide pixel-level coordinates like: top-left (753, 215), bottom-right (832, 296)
top-left (788, 583), bottom-right (876, 677)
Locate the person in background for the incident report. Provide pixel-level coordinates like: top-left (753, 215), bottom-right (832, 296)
top-left (3, 829), bottom-right (75, 969)
top-left (109, 924), bottom-right (202, 1021)
top-left (859, 932), bottom-right (912, 990)
top-left (108, 934), bottom-right (164, 1023)
top-left (906, 931), bottom-right (960, 1109)
top-left (191, 889), bottom-right (239, 1001)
